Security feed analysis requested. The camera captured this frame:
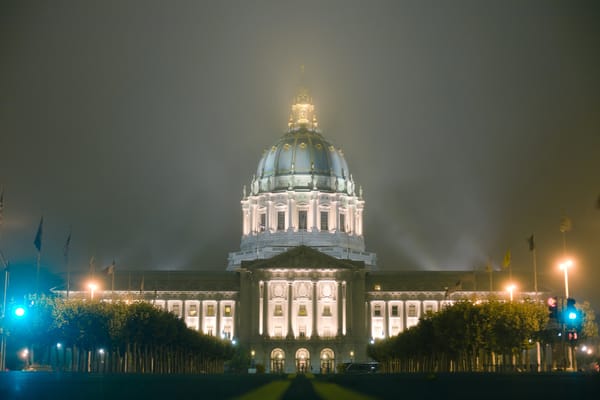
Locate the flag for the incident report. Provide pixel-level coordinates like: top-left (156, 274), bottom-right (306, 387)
top-left (445, 280), bottom-right (462, 296)
top-left (140, 275), bottom-right (145, 293)
top-left (502, 249), bottom-right (511, 269)
top-left (559, 216), bottom-right (572, 233)
top-left (104, 260), bottom-right (115, 275)
top-left (527, 234), bottom-right (535, 251)
top-left (0, 186), bottom-right (4, 226)
top-left (34, 216), bottom-right (44, 252)
top-left (63, 230), bottom-right (72, 259)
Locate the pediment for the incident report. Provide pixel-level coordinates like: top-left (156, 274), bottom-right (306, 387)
top-left (241, 245), bottom-right (364, 270)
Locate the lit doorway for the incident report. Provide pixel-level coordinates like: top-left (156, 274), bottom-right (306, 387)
top-left (270, 348), bottom-right (285, 373)
top-left (295, 348), bottom-right (310, 373)
top-left (320, 348), bottom-right (335, 374)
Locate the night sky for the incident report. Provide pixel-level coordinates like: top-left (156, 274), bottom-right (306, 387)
top-left (1, 1), bottom-right (599, 310)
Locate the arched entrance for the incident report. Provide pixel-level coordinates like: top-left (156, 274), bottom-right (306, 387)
top-left (320, 348), bottom-right (335, 374)
top-left (270, 348), bottom-right (285, 373)
top-left (295, 348), bottom-right (310, 373)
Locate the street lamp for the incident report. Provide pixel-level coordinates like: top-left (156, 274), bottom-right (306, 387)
top-left (350, 350), bottom-right (354, 363)
top-left (87, 282), bottom-right (98, 300)
top-left (559, 259), bottom-right (573, 298)
top-left (506, 284), bottom-right (516, 302)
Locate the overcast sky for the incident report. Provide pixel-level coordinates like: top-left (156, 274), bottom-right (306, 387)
top-left (1, 1), bottom-right (599, 309)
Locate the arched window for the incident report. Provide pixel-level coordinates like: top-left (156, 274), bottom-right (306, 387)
top-left (270, 348), bottom-right (285, 373)
top-left (320, 348), bottom-right (335, 374)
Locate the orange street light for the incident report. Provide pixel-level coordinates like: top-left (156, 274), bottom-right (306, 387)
top-left (506, 284), bottom-right (516, 302)
top-left (87, 282), bottom-right (99, 300)
top-left (559, 259), bottom-right (574, 298)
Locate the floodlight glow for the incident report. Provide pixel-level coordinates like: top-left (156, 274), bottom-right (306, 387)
top-left (15, 307), bottom-right (25, 317)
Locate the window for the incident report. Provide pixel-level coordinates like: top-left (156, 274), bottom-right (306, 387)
top-left (299, 326), bottom-right (306, 338)
top-left (207, 326), bottom-right (214, 336)
top-left (224, 304), bottom-right (232, 317)
top-left (188, 304), bottom-right (198, 317)
top-left (425, 304), bottom-right (434, 314)
top-left (391, 305), bottom-right (399, 317)
top-left (373, 304), bottom-right (381, 317)
top-left (274, 326), bottom-right (283, 338)
top-left (298, 210), bottom-right (307, 230)
top-left (320, 211), bottom-right (328, 231)
top-left (322, 305), bottom-right (332, 317)
top-left (172, 304), bottom-right (180, 316)
top-left (339, 214), bottom-right (346, 232)
top-left (206, 304), bottom-right (215, 317)
top-left (259, 213), bottom-right (266, 231)
top-left (298, 304), bottom-right (307, 316)
top-left (408, 304), bottom-right (417, 318)
top-left (374, 284), bottom-right (381, 291)
top-left (223, 326), bottom-right (231, 339)
top-left (277, 211), bottom-right (285, 231)
top-left (274, 304), bottom-right (283, 316)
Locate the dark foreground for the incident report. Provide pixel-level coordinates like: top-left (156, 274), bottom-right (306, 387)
top-left (1, 371), bottom-right (599, 400)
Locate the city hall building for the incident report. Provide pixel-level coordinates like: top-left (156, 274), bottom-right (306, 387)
top-left (62, 87), bottom-right (531, 373)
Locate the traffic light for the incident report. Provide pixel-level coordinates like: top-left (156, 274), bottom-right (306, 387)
top-left (547, 296), bottom-right (558, 320)
top-left (14, 306), bottom-right (26, 317)
top-left (564, 298), bottom-right (580, 328)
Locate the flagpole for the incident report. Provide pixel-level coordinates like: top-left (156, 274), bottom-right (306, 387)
top-left (0, 250), bottom-right (10, 371)
top-left (532, 247), bottom-right (538, 294)
top-left (36, 251), bottom-right (41, 295)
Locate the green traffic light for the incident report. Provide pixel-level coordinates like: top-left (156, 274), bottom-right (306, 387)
top-left (14, 306), bottom-right (26, 317)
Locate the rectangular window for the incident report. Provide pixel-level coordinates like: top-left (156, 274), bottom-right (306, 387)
top-left (391, 305), bottom-right (399, 317)
top-left (298, 210), bottom-right (307, 230)
top-left (322, 305), bottom-right (332, 317)
top-left (299, 326), bottom-right (306, 338)
top-left (274, 304), bottom-right (283, 316)
top-left (320, 211), bottom-right (328, 231)
top-left (408, 304), bottom-right (417, 318)
top-left (274, 326), bottom-right (283, 338)
top-left (374, 304), bottom-right (381, 317)
top-left (425, 304), bottom-right (434, 314)
top-left (339, 214), bottom-right (346, 232)
top-left (259, 213), bottom-right (266, 231)
top-left (172, 304), bottom-right (180, 316)
top-left (206, 304), bottom-right (215, 317)
top-left (277, 211), bottom-right (285, 231)
top-left (224, 304), bottom-right (232, 317)
top-left (298, 304), bottom-right (307, 316)
top-left (188, 304), bottom-right (198, 317)
top-left (223, 325), bottom-right (231, 339)
top-left (207, 326), bottom-right (214, 336)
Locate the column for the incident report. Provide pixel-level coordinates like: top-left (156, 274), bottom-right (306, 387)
top-left (342, 282), bottom-right (347, 335)
top-left (263, 282), bottom-right (269, 336)
top-left (366, 301), bottom-right (371, 339)
top-left (287, 282), bottom-right (294, 338)
top-left (337, 282), bottom-right (343, 336)
top-left (259, 281), bottom-right (263, 336)
top-left (216, 300), bottom-right (221, 338)
top-left (383, 301), bottom-right (389, 338)
top-left (311, 281), bottom-right (318, 338)
top-left (199, 300), bottom-right (204, 333)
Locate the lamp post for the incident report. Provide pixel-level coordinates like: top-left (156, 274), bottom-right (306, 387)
top-left (559, 259), bottom-right (573, 299)
top-left (350, 350), bottom-right (354, 364)
top-left (87, 282), bottom-right (98, 300)
top-left (506, 284), bottom-right (516, 302)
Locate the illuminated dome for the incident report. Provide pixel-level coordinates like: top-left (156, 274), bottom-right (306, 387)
top-left (228, 84), bottom-right (376, 271)
top-left (250, 89), bottom-right (356, 196)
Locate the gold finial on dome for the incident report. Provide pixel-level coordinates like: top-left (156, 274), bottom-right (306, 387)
top-left (289, 66), bottom-right (318, 130)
